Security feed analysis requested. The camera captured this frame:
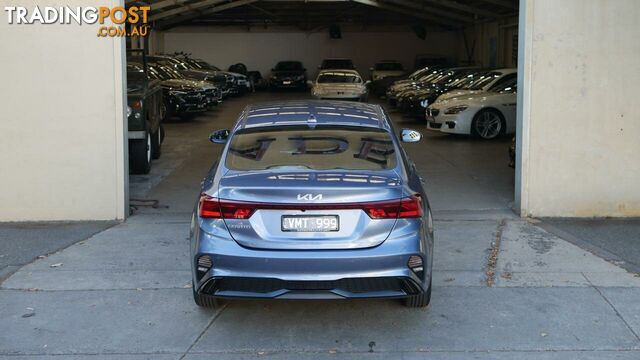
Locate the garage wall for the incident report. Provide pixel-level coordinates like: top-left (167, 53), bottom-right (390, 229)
top-left (458, 16), bottom-right (518, 68)
top-left (0, 1), bottom-right (128, 221)
top-left (161, 27), bottom-right (459, 77)
top-left (517, 0), bottom-right (640, 217)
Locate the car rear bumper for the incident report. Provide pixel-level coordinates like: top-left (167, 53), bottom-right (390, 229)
top-left (271, 79), bottom-right (305, 88)
top-left (192, 219), bottom-right (431, 300)
top-left (199, 276), bottom-right (423, 299)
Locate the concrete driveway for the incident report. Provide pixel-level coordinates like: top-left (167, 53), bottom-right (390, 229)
top-left (1, 93), bottom-right (639, 359)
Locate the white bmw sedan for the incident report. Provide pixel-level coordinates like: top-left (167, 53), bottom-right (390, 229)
top-left (426, 77), bottom-right (517, 140)
top-left (310, 70), bottom-right (370, 101)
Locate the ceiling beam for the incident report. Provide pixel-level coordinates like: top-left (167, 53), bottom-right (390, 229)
top-left (150, 0), bottom-right (228, 21)
top-left (385, 0), bottom-right (473, 22)
top-left (351, 0), bottom-right (460, 27)
top-left (474, 0), bottom-right (518, 10)
top-left (157, 0), bottom-right (259, 28)
top-left (419, 0), bottom-right (497, 18)
top-left (150, 0), bottom-right (188, 11)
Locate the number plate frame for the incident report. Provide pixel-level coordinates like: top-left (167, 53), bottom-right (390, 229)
top-left (281, 215), bottom-right (340, 232)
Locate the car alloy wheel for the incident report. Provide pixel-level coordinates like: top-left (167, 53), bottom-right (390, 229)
top-left (146, 132), bottom-right (151, 163)
top-left (475, 111), bottom-right (502, 139)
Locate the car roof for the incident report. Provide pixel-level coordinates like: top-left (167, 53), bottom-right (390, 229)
top-left (233, 101), bottom-right (389, 131)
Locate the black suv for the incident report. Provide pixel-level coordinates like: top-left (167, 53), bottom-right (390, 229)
top-left (270, 61), bottom-right (307, 89)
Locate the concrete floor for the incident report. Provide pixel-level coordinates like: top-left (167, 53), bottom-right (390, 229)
top-left (1, 92), bottom-right (639, 359)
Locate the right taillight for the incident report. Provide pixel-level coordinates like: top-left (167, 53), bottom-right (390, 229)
top-left (399, 195), bottom-right (423, 218)
top-left (361, 195), bottom-right (423, 219)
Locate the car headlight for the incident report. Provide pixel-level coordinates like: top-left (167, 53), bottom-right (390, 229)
top-left (126, 105), bottom-right (132, 118)
top-left (170, 91), bottom-right (187, 102)
top-left (444, 105), bottom-right (468, 114)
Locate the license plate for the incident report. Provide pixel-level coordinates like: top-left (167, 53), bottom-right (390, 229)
top-left (282, 80), bottom-right (292, 85)
top-left (281, 215), bottom-right (339, 232)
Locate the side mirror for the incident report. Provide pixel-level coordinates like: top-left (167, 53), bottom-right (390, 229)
top-left (401, 129), bottom-right (422, 143)
top-left (365, 80), bottom-right (372, 86)
top-left (209, 129), bottom-right (230, 144)
top-left (306, 80), bottom-right (314, 87)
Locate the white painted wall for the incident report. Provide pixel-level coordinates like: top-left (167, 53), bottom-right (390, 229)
top-left (517, 0), bottom-right (640, 217)
top-left (0, 1), bottom-right (127, 221)
top-left (162, 27), bottom-right (459, 77)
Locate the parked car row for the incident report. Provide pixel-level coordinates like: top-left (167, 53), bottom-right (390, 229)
top-left (265, 59), bottom-right (407, 93)
top-left (385, 66), bottom-right (518, 140)
top-left (125, 52), bottom-right (253, 174)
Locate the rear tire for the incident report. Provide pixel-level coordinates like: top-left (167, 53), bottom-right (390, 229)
top-left (151, 127), bottom-right (162, 160)
top-left (129, 131), bottom-right (151, 174)
top-left (404, 280), bottom-right (432, 308)
top-left (192, 286), bottom-right (221, 308)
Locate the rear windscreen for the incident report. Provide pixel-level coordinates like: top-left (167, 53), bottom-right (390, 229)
top-left (225, 126), bottom-right (398, 171)
top-left (317, 73), bottom-right (361, 83)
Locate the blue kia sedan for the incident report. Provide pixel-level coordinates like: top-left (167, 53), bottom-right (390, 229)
top-left (190, 100), bottom-right (434, 308)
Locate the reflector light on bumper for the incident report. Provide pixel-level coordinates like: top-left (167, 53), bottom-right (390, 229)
top-left (198, 194), bottom-right (424, 220)
top-left (197, 255), bottom-right (212, 275)
top-left (408, 255), bottom-right (424, 277)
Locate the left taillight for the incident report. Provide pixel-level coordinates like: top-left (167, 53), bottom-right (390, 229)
top-left (198, 195), bottom-right (255, 219)
top-left (198, 195), bottom-right (222, 218)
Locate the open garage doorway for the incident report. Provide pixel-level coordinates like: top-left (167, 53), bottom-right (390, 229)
top-left (124, 0), bottom-right (521, 217)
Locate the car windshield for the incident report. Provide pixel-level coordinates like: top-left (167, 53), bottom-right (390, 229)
top-left (275, 62), bottom-right (303, 71)
top-left (152, 64), bottom-right (185, 80)
top-left (126, 64), bottom-right (146, 92)
top-left (317, 72), bottom-right (362, 83)
top-left (375, 62), bottom-right (403, 71)
top-left (408, 68), bottom-right (429, 79)
top-left (446, 73), bottom-right (478, 88)
top-left (491, 78), bottom-right (517, 93)
top-left (190, 59), bottom-right (220, 71)
top-left (181, 58), bottom-right (202, 69)
top-left (225, 126), bottom-right (397, 171)
top-left (321, 59), bottom-right (354, 69)
top-left (416, 70), bottom-right (442, 82)
top-left (465, 72), bottom-right (503, 90)
top-left (430, 71), bottom-right (455, 85)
